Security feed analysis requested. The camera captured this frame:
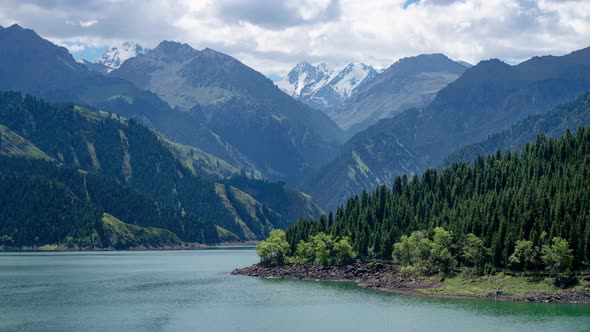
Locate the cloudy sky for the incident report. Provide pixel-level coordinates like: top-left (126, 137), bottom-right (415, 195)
top-left (1, 0), bottom-right (589, 78)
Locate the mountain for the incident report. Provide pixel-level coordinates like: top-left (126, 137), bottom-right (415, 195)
top-left (0, 92), bottom-right (324, 245)
top-left (112, 41), bottom-right (346, 183)
top-left (0, 158), bottom-right (190, 249)
top-left (305, 46), bottom-right (590, 211)
top-left (96, 41), bottom-right (145, 72)
top-left (277, 62), bottom-right (333, 98)
top-left (0, 24), bottom-right (258, 175)
top-left (287, 126), bottom-right (590, 269)
top-left (443, 91), bottom-right (590, 166)
top-left (331, 54), bottom-right (469, 134)
top-left (80, 59), bottom-right (111, 74)
top-left (277, 62), bottom-right (377, 113)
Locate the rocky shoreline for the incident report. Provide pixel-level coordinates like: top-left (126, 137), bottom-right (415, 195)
top-left (232, 262), bottom-right (590, 304)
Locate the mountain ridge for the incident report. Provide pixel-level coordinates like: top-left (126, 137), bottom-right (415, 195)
top-left (305, 46), bottom-right (590, 211)
top-left (277, 61), bottom-right (378, 114)
top-left (112, 40), bottom-right (346, 184)
top-left (332, 53), bottom-right (469, 134)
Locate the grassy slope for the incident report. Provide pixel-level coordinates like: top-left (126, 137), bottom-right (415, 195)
top-left (0, 125), bottom-right (53, 160)
top-left (165, 138), bottom-right (243, 179)
top-left (214, 183), bottom-right (283, 240)
top-left (420, 273), bottom-right (589, 298)
top-left (102, 213), bottom-right (183, 249)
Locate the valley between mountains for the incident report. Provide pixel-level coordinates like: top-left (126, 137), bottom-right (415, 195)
top-left (1, 23), bottom-right (590, 260)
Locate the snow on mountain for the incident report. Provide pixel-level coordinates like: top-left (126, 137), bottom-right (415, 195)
top-left (277, 62), bottom-right (376, 113)
top-left (277, 62), bottom-right (333, 97)
top-left (96, 41), bottom-right (145, 72)
top-left (330, 63), bottom-right (377, 99)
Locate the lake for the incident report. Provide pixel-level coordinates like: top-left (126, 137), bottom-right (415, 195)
top-left (0, 249), bottom-right (588, 331)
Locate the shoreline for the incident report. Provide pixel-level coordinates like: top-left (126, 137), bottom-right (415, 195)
top-left (232, 262), bottom-right (590, 304)
top-left (0, 242), bottom-right (257, 252)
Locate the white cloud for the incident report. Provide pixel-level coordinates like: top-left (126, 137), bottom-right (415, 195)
top-left (1, 0), bottom-right (589, 76)
top-left (79, 20), bottom-right (98, 28)
top-left (59, 42), bottom-right (86, 52)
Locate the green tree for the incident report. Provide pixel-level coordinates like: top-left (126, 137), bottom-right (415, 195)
top-left (508, 240), bottom-right (537, 271)
top-left (462, 233), bottom-right (489, 275)
top-left (334, 237), bottom-right (356, 265)
top-left (541, 237), bottom-right (574, 276)
top-left (293, 240), bottom-right (315, 264)
top-left (311, 233), bottom-right (334, 266)
top-left (256, 229), bottom-right (291, 266)
top-left (430, 227), bottom-right (457, 275)
top-left (392, 230), bottom-right (435, 274)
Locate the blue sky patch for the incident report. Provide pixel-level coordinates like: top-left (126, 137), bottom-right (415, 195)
top-left (402, 0), bottom-right (420, 9)
top-left (71, 46), bottom-right (108, 62)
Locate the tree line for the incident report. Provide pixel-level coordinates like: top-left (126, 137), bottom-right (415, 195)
top-left (283, 127), bottom-right (590, 271)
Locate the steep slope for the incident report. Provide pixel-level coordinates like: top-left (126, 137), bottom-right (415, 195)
top-left (112, 42), bottom-right (345, 183)
top-left (215, 183), bottom-right (287, 241)
top-left (332, 54), bottom-right (469, 134)
top-left (225, 176), bottom-right (324, 223)
top-left (277, 62), bottom-right (333, 98)
top-left (306, 46), bottom-right (590, 211)
top-left (0, 92), bottom-right (323, 241)
top-left (0, 92), bottom-right (231, 241)
top-left (277, 62), bottom-right (377, 113)
top-left (0, 165), bottom-right (186, 249)
top-left (0, 124), bottom-right (52, 160)
top-left (80, 59), bottom-right (111, 74)
top-left (0, 24), bottom-right (252, 173)
top-left (443, 91), bottom-right (590, 166)
top-left (96, 41), bottom-right (145, 71)
top-left (288, 127), bottom-right (590, 268)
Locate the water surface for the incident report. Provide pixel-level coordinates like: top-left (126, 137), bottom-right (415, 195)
top-left (0, 249), bottom-right (588, 331)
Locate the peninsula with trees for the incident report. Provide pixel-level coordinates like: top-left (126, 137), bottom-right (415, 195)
top-left (234, 127), bottom-right (590, 303)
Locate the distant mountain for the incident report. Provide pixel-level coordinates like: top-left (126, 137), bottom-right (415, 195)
top-left (277, 62), bottom-right (377, 113)
top-left (0, 92), bottom-right (324, 245)
top-left (305, 46), bottom-right (590, 211)
top-left (96, 41), bottom-right (145, 72)
top-left (277, 62), bottom-right (333, 98)
top-left (0, 24), bottom-right (257, 174)
top-left (112, 41), bottom-right (346, 184)
top-left (80, 59), bottom-right (111, 74)
top-left (331, 54), bottom-right (469, 134)
top-left (443, 91), bottom-right (590, 166)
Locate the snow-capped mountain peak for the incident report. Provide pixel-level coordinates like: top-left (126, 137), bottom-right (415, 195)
top-left (329, 63), bottom-right (377, 99)
top-left (277, 61), bottom-right (376, 113)
top-left (278, 61), bottom-right (334, 97)
top-left (96, 41), bottom-right (145, 71)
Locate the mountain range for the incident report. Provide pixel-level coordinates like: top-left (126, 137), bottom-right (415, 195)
top-left (305, 47), bottom-right (590, 210)
top-left (0, 91), bottom-right (323, 247)
top-left (0, 24), bottom-right (344, 185)
top-left (111, 41), bottom-right (345, 184)
top-left (2, 22), bottom-right (590, 249)
top-left (331, 54), bottom-right (470, 134)
top-left (443, 91), bottom-right (590, 166)
top-left (277, 62), bottom-right (377, 114)
top-left (95, 41), bottom-right (146, 72)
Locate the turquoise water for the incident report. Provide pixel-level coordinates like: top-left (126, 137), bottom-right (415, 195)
top-left (0, 249), bottom-right (588, 331)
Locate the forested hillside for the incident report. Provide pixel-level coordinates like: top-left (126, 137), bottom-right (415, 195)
top-left (112, 41), bottom-right (345, 184)
top-left (287, 128), bottom-right (590, 270)
top-left (443, 91), bottom-right (590, 166)
top-left (0, 156), bottom-right (219, 246)
top-left (306, 47), bottom-right (590, 211)
top-left (0, 92), bottom-right (323, 246)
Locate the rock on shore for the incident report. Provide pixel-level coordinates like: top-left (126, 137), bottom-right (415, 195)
top-left (232, 262), bottom-right (590, 304)
top-left (232, 261), bottom-right (439, 294)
